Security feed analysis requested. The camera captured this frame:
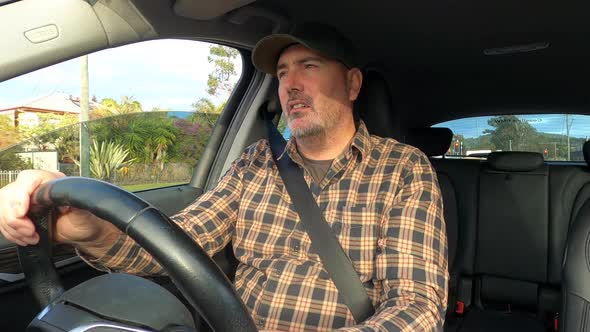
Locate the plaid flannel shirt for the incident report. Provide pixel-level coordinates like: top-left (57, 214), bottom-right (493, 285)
top-left (82, 121), bottom-right (448, 331)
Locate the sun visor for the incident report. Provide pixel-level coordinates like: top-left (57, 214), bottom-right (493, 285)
top-left (174, 0), bottom-right (256, 20)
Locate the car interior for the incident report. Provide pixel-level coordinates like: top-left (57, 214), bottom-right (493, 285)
top-left (1, 0), bottom-right (590, 331)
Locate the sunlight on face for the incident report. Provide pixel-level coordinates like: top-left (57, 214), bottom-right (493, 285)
top-left (276, 45), bottom-right (354, 138)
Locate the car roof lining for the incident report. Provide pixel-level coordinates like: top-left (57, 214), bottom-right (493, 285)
top-left (2, 0), bottom-right (590, 130)
top-left (173, 0), bottom-right (256, 20)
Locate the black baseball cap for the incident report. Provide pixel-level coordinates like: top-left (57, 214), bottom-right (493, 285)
top-left (251, 22), bottom-right (357, 75)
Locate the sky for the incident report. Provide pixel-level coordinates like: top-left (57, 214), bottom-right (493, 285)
top-left (0, 39), bottom-right (243, 113)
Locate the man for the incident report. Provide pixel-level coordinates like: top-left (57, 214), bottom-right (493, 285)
top-left (0, 23), bottom-right (448, 331)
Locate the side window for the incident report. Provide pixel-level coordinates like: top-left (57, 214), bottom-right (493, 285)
top-left (0, 40), bottom-right (242, 191)
top-left (278, 113), bottom-right (290, 139)
top-left (433, 114), bottom-right (590, 161)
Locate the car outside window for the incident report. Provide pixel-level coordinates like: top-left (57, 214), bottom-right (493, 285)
top-left (0, 40), bottom-right (242, 191)
top-left (433, 114), bottom-right (590, 161)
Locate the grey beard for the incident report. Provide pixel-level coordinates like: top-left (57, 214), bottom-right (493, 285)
top-left (291, 123), bottom-right (326, 138)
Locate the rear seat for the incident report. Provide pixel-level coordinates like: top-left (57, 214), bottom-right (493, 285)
top-left (355, 71), bottom-right (590, 330)
top-left (461, 152), bottom-right (551, 331)
top-left (407, 129), bottom-right (590, 332)
top-left (560, 141), bottom-right (590, 332)
top-left (405, 128), bottom-right (477, 321)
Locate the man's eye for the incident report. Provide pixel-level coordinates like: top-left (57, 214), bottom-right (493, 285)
top-left (277, 71), bottom-right (286, 79)
top-left (305, 63), bottom-right (317, 69)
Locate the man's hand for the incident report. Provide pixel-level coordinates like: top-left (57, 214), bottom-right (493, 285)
top-left (0, 170), bottom-right (120, 257)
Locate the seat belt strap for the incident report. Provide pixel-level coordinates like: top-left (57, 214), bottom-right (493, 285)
top-left (263, 108), bottom-right (375, 322)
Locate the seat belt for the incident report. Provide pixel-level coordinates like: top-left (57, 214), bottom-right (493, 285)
top-left (263, 108), bottom-right (375, 323)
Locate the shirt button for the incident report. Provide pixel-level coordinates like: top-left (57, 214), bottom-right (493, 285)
top-left (292, 244), bottom-right (300, 253)
top-left (257, 318), bottom-right (266, 326)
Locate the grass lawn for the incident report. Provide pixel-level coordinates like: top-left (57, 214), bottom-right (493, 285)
top-left (121, 182), bottom-right (187, 192)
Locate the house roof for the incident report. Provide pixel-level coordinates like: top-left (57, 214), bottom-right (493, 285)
top-left (0, 92), bottom-right (99, 114)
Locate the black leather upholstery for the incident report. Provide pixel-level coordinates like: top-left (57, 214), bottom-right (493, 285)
top-left (487, 151), bottom-right (544, 172)
top-left (474, 158), bottom-right (550, 323)
top-left (355, 73), bottom-right (464, 321)
top-left (406, 127), bottom-right (457, 268)
top-left (477, 161), bottom-right (549, 286)
top-left (562, 197), bottom-right (590, 332)
top-left (439, 154), bottom-right (554, 332)
top-left (430, 149), bottom-right (590, 332)
top-left (405, 127), bottom-right (453, 157)
top-left (437, 173), bottom-right (458, 269)
top-left (355, 69), bottom-right (395, 138)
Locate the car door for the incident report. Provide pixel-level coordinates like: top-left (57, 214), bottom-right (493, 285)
top-left (0, 37), bottom-right (261, 332)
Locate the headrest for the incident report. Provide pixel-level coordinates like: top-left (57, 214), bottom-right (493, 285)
top-left (487, 152), bottom-right (544, 172)
top-left (355, 70), bottom-right (394, 138)
top-left (584, 141), bottom-right (590, 165)
top-left (405, 127), bottom-right (453, 157)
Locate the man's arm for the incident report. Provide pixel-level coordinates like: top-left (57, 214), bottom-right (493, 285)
top-left (337, 149), bottom-right (449, 332)
top-left (78, 157), bottom-right (246, 276)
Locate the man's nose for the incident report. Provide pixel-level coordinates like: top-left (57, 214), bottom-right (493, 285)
top-left (282, 68), bottom-right (303, 92)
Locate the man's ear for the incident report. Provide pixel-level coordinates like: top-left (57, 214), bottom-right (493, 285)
top-left (347, 68), bottom-right (363, 102)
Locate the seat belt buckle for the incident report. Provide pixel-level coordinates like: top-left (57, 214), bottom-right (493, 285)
top-left (553, 312), bottom-right (559, 332)
top-left (455, 300), bottom-right (465, 315)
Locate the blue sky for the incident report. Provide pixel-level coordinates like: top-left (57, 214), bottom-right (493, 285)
top-left (436, 114), bottom-right (590, 139)
top-left (0, 39), bottom-right (242, 112)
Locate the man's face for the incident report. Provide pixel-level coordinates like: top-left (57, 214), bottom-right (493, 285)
top-left (276, 44), bottom-right (359, 138)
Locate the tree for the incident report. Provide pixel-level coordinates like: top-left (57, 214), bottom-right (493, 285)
top-left (483, 115), bottom-right (539, 151)
top-left (0, 146), bottom-right (31, 170)
top-left (206, 45), bottom-right (239, 97)
top-left (191, 98), bottom-right (217, 114)
top-left (0, 115), bottom-right (19, 149)
top-left (91, 112), bottom-right (179, 177)
top-left (19, 113), bottom-right (79, 154)
top-left (190, 45), bottom-right (238, 120)
top-left (190, 98), bottom-right (224, 126)
top-left (92, 96), bottom-right (143, 120)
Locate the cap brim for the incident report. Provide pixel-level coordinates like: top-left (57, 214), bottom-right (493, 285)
top-left (251, 34), bottom-right (310, 75)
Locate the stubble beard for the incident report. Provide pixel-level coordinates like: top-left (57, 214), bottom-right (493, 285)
top-left (289, 111), bottom-right (324, 138)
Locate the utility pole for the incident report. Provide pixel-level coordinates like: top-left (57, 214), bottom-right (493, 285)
top-left (79, 55), bottom-right (90, 177)
top-left (566, 114), bottom-right (574, 161)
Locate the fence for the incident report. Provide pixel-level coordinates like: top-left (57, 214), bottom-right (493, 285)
top-left (0, 162), bottom-right (193, 188)
top-left (0, 170), bottom-right (20, 188)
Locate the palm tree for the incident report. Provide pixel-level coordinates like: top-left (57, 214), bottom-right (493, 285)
top-left (93, 96), bottom-right (143, 119)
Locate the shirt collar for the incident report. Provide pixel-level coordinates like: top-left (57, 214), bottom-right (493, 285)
top-left (282, 120), bottom-right (372, 162)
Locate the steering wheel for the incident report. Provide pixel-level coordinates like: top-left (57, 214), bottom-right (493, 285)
top-left (16, 177), bottom-right (257, 332)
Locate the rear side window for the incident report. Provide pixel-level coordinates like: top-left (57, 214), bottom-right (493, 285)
top-left (433, 114), bottom-right (590, 161)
